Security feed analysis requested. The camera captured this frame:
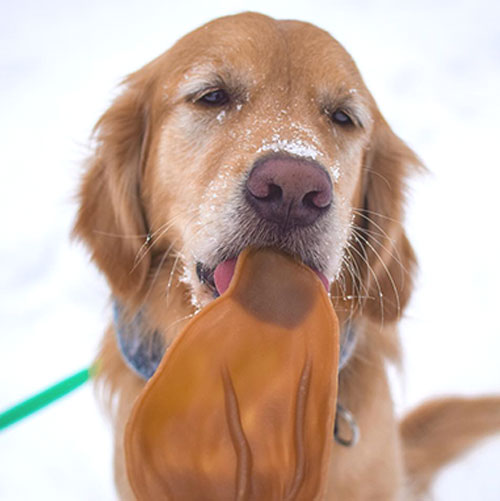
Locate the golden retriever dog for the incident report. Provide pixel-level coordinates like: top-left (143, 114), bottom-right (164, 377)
top-left (74, 12), bottom-right (500, 500)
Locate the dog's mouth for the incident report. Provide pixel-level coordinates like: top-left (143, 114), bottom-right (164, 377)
top-left (196, 252), bottom-right (330, 298)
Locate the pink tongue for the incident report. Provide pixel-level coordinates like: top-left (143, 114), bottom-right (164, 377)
top-left (214, 258), bottom-right (238, 296)
top-left (213, 256), bottom-right (330, 296)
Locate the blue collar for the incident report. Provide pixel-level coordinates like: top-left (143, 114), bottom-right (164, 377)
top-left (113, 299), bottom-right (357, 381)
top-left (113, 301), bottom-right (167, 380)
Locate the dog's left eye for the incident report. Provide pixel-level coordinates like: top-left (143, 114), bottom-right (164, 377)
top-left (197, 89), bottom-right (230, 106)
top-left (330, 109), bottom-right (354, 126)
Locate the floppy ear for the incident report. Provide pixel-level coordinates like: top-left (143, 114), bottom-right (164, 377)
top-left (355, 118), bottom-right (422, 323)
top-left (73, 74), bottom-right (154, 308)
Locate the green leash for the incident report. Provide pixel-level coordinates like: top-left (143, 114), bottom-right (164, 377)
top-left (0, 366), bottom-right (96, 431)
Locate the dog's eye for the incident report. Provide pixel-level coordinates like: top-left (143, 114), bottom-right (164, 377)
top-left (330, 109), bottom-right (354, 126)
top-left (197, 89), bottom-right (230, 107)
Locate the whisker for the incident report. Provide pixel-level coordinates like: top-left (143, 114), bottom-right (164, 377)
top-left (165, 252), bottom-right (183, 309)
top-left (338, 253), bottom-right (358, 322)
top-left (352, 224), bottom-right (407, 273)
top-left (351, 211), bottom-right (409, 277)
top-left (138, 212), bottom-right (199, 305)
top-left (344, 242), bottom-right (375, 303)
top-left (344, 244), bottom-right (371, 300)
top-left (361, 166), bottom-right (392, 190)
top-left (93, 230), bottom-right (149, 239)
top-left (335, 260), bottom-right (348, 298)
top-left (352, 228), bottom-right (402, 323)
top-left (349, 232), bottom-right (385, 329)
top-left (353, 223), bottom-right (409, 298)
top-left (142, 240), bottom-right (178, 305)
top-left (131, 207), bottom-right (199, 273)
top-left (353, 207), bottom-right (402, 227)
top-left (162, 213), bottom-right (203, 307)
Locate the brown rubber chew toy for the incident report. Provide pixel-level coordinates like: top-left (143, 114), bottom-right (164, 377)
top-left (125, 248), bottom-right (340, 500)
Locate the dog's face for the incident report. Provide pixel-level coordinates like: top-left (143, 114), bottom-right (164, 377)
top-left (143, 15), bottom-right (375, 308)
top-left (75, 12), bottom-right (418, 331)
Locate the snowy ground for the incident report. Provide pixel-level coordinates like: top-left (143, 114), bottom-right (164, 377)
top-left (1, 0), bottom-right (499, 499)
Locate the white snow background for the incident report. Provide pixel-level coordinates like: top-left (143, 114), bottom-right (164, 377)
top-left (1, 0), bottom-right (499, 499)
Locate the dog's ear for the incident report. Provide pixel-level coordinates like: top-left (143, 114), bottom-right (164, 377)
top-left (355, 118), bottom-right (422, 324)
top-left (73, 73), bottom-right (154, 308)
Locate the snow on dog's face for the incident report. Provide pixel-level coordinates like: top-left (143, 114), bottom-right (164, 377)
top-left (75, 12), bottom-right (419, 332)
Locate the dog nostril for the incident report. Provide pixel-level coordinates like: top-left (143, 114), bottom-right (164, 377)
top-left (246, 175), bottom-right (283, 202)
top-left (303, 191), bottom-right (331, 210)
top-left (307, 190), bottom-right (332, 209)
top-left (255, 183), bottom-right (282, 202)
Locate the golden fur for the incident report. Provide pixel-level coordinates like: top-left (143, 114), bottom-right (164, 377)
top-left (74, 12), bottom-right (500, 500)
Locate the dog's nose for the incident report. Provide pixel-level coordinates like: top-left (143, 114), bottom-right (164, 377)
top-left (245, 155), bottom-right (333, 228)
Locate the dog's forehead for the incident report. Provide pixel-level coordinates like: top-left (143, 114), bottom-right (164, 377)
top-left (165, 13), bottom-right (368, 96)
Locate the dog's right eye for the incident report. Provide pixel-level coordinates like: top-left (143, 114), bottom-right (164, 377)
top-left (196, 89), bottom-right (230, 107)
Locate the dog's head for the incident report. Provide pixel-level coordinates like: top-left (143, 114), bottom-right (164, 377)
top-left (74, 12), bottom-right (420, 335)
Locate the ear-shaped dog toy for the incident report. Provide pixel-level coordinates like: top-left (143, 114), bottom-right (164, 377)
top-left (125, 248), bottom-right (340, 500)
